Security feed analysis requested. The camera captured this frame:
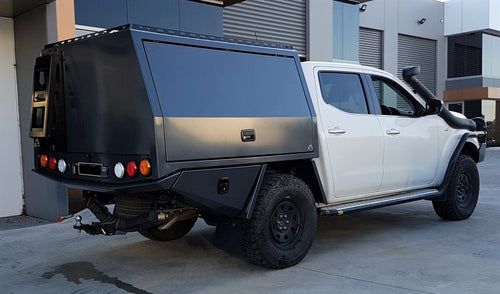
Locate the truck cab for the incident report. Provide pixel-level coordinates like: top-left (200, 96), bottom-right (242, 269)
top-left (302, 62), bottom-right (483, 203)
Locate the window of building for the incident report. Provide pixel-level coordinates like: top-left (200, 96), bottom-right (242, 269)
top-left (448, 33), bottom-right (482, 78)
top-left (464, 100), bottom-right (482, 118)
top-left (318, 72), bottom-right (368, 114)
top-left (371, 76), bottom-right (416, 116)
top-left (447, 102), bottom-right (464, 114)
top-left (482, 34), bottom-right (500, 78)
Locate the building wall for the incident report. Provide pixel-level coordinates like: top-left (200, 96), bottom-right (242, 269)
top-left (307, 0), bottom-right (333, 61)
top-left (0, 17), bottom-right (23, 217)
top-left (359, 0), bottom-right (446, 96)
top-left (496, 102), bottom-right (500, 143)
top-left (74, 0), bottom-right (222, 35)
top-left (14, 4), bottom-right (68, 220)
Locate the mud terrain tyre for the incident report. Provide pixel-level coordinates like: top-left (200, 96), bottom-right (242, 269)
top-left (241, 174), bottom-right (317, 269)
top-left (139, 217), bottom-right (197, 241)
top-left (433, 155), bottom-right (479, 221)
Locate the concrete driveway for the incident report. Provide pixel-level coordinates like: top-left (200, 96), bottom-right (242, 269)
top-left (1, 148), bottom-right (499, 294)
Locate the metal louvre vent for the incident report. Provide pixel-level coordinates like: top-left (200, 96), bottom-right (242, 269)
top-left (398, 34), bottom-right (437, 95)
top-left (223, 0), bottom-right (306, 57)
top-left (359, 27), bottom-right (383, 69)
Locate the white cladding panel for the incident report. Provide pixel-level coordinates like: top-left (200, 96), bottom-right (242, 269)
top-left (444, 0), bottom-right (499, 36)
top-left (0, 17), bottom-right (23, 217)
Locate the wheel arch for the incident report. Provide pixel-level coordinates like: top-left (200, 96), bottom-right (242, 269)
top-left (265, 160), bottom-right (327, 205)
top-left (461, 141), bottom-right (480, 163)
top-left (438, 133), bottom-right (479, 197)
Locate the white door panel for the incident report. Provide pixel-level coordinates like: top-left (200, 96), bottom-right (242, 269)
top-left (369, 75), bottom-right (439, 192)
top-left (314, 70), bottom-right (384, 199)
top-left (378, 115), bottom-right (439, 191)
top-left (324, 110), bottom-right (384, 197)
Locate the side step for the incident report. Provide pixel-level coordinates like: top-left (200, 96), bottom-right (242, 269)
top-left (319, 188), bottom-right (440, 216)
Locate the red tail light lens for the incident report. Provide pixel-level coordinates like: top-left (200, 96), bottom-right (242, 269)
top-left (40, 154), bottom-right (48, 167)
top-left (126, 161), bottom-right (138, 177)
top-left (49, 157), bottom-right (57, 170)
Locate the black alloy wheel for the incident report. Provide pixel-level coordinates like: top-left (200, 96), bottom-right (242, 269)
top-left (433, 154), bottom-right (480, 221)
top-left (241, 174), bottom-right (317, 269)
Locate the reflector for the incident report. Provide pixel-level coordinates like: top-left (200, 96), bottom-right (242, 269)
top-left (114, 162), bottom-right (125, 179)
top-left (57, 159), bottom-right (67, 173)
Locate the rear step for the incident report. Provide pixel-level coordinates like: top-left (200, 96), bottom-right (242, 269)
top-left (319, 188), bottom-right (440, 216)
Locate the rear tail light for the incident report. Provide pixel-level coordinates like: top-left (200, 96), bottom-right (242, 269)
top-left (57, 159), bottom-right (67, 173)
top-left (114, 162), bottom-right (125, 179)
top-left (126, 161), bottom-right (138, 177)
top-left (139, 159), bottom-right (151, 176)
top-left (40, 154), bottom-right (48, 167)
top-left (49, 157), bottom-right (57, 170)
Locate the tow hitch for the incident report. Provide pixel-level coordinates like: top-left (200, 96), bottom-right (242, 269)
top-left (73, 215), bottom-right (126, 236)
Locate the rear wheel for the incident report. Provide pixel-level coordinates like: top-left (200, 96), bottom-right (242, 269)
top-left (433, 155), bottom-right (479, 220)
top-left (139, 217), bottom-right (197, 241)
top-left (241, 174), bottom-right (317, 269)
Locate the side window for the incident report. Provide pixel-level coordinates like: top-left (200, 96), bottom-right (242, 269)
top-left (371, 76), bottom-right (416, 116)
top-left (318, 72), bottom-right (369, 114)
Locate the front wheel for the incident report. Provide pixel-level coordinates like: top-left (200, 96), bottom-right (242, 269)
top-left (433, 155), bottom-right (480, 221)
top-left (241, 174), bottom-right (317, 269)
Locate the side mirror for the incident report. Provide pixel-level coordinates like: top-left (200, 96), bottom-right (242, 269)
top-left (425, 98), bottom-right (443, 115)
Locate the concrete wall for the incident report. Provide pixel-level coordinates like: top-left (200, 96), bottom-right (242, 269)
top-left (307, 0), bottom-right (333, 61)
top-left (359, 0), bottom-right (447, 97)
top-left (14, 4), bottom-right (68, 220)
top-left (0, 17), bottom-right (23, 217)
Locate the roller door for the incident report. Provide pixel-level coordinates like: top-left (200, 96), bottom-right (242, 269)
top-left (223, 0), bottom-right (306, 57)
top-left (398, 34), bottom-right (437, 94)
top-left (359, 27), bottom-right (383, 69)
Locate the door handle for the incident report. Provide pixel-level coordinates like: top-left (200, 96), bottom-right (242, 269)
top-left (386, 128), bottom-right (400, 135)
top-left (328, 127), bottom-right (346, 135)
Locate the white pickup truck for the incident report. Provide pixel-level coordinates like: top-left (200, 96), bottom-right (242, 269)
top-left (30, 24), bottom-right (486, 269)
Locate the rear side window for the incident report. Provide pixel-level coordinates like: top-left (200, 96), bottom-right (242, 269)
top-left (318, 72), bottom-right (368, 114)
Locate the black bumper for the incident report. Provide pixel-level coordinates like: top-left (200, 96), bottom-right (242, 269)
top-left (35, 164), bottom-right (265, 218)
